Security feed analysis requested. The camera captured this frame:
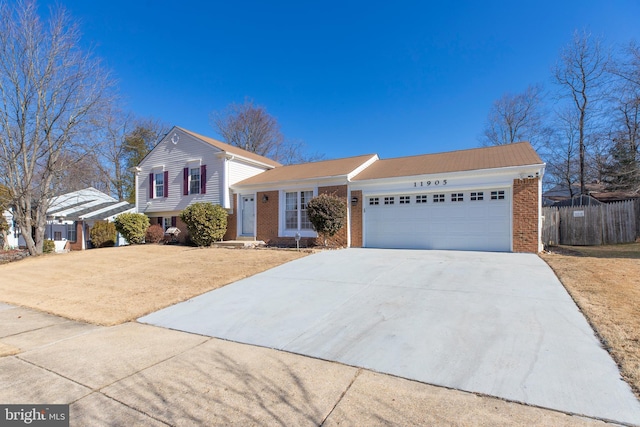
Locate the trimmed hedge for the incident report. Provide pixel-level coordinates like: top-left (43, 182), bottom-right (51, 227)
top-left (113, 213), bottom-right (149, 244)
top-left (306, 193), bottom-right (347, 246)
top-left (145, 224), bottom-right (165, 244)
top-left (180, 202), bottom-right (227, 247)
top-left (90, 221), bottom-right (117, 248)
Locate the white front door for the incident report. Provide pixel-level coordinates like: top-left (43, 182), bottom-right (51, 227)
top-left (241, 195), bottom-right (255, 236)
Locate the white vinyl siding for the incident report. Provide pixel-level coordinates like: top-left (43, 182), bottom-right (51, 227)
top-left (138, 129), bottom-right (224, 213)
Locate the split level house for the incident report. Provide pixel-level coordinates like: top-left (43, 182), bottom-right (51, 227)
top-left (136, 126), bottom-right (545, 253)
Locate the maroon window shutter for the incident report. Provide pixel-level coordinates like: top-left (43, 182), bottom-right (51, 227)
top-left (171, 216), bottom-right (177, 227)
top-left (163, 171), bottom-right (169, 197)
top-left (200, 165), bottom-right (207, 194)
top-left (158, 217), bottom-right (163, 225)
top-left (149, 173), bottom-right (154, 198)
top-left (183, 168), bottom-right (189, 195)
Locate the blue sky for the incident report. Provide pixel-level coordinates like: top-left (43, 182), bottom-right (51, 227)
top-left (38, 1), bottom-right (640, 160)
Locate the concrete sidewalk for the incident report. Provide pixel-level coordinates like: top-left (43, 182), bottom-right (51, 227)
top-left (0, 303), bottom-right (612, 426)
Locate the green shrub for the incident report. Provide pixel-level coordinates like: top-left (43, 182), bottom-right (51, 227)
top-left (145, 224), bottom-right (165, 244)
top-left (306, 193), bottom-right (347, 246)
top-left (90, 221), bottom-right (117, 248)
top-left (43, 239), bottom-right (55, 253)
top-left (180, 202), bottom-right (227, 247)
top-left (113, 212), bottom-right (149, 244)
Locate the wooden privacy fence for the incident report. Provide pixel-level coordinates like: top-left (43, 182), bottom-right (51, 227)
top-left (542, 200), bottom-right (638, 246)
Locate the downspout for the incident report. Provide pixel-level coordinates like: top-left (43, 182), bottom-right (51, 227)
top-left (223, 155), bottom-right (234, 210)
top-left (132, 167), bottom-right (142, 212)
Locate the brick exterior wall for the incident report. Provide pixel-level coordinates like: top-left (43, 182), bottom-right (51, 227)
top-left (224, 194), bottom-right (238, 241)
top-left (512, 177), bottom-right (540, 253)
top-left (255, 186), bottom-right (351, 247)
top-left (68, 221), bottom-right (84, 250)
top-left (256, 191), bottom-right (279, 244)
top-left (350, 190), bottom-right (363, 247)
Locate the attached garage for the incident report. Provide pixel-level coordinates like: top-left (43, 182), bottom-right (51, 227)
top-left (351, 142), bottom-right (545, 253)
top-left (363, 189), bottom-right (511, 251)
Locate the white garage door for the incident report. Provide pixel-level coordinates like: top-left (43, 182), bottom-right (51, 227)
top-left (364, 189), bottom-right (511, 251)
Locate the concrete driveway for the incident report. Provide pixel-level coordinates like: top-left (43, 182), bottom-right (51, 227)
top-left (140, 249), bottom-right (640, 425)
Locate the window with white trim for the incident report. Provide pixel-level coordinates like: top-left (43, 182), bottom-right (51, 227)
top-left (67, 223), bottom-right (76, 242)
top-left (470, 192), bottom-right (484, 201)
top-left (384, 196), bottom-right (395, 205)
top-left (285, 190), bottom-right (313, 231)
top-left (399, 196), bottom-right (410, 204)
top-left (416, 195), bottom-right (428, 204)
top-left (451, 193), bottom-right (463, 202)
top-left (163, 217), bottom-right (171, 231)
top-left (433, 194), bottom-right (445, 203)
top-left (491, 190), bottom-right (505, 200)
top-left (369, 197), bottom-right (379, 205)
top-left (189, 168), bottom-right (201, 195)
top-left (154, 172), bottom-right (164, 199)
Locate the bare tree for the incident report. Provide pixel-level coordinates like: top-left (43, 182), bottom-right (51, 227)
top-left (553, 30), bottom-right (611, 195)
top-left (121, 119), bottom-right (168, 202)
top-left (211, 98), bottom-right (320, 164)
top-left (480, 84), bottom-right (550, 150)
top-left (96, 111), bottom-right (167, 201)
top-left (0, 1), bottom-right (113, 255)
top-left (545, 106), bottom-right (581, 196)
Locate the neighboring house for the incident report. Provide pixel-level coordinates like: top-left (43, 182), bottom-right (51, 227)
top-left (18, 187), bottom-right (136, 252)
top-left (231, 142), bottom-right (545, 253)
top-left (134, 126), bottom-right (280, 240)
top-left (2, 208), bottom-right (19, 249)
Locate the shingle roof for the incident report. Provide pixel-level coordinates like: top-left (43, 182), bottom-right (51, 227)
top-left (352, 142), bottom-right (543, 181)
top-left (235, 154), bottom-right (378, 186)
top-left (178, 127), bottom-right (281, 168)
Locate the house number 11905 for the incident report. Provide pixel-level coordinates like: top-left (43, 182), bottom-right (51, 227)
top-left (414, 180), bottom-right (447, 187)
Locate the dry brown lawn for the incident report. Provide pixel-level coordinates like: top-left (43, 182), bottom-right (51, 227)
top-left (0, 245), bottom-right (307, 326)
top-left (541, 243), bottom-right (640, 398)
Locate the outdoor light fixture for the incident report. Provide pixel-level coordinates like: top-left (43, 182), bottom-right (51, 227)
top-left (351, 196), bottom-right (358, 205)
top-left (262, 194), bottom-right (269, 203)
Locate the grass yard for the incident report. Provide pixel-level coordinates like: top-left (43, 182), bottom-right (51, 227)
top-left (541, 243), bottom-right (640, 398)
top-left (0, 245), bottom-right (307, 326)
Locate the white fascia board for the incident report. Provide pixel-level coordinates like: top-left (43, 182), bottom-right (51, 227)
top-left (231, 176), bottom-right (349, 193)
top-left (350, 165), bottom-right (544, 195)
top-left (217, 152), bottom-right (277, 170)
top-left (80, 201), bottom-right (130, 219)
top-left (346, 155), bottom-right (379, 181)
